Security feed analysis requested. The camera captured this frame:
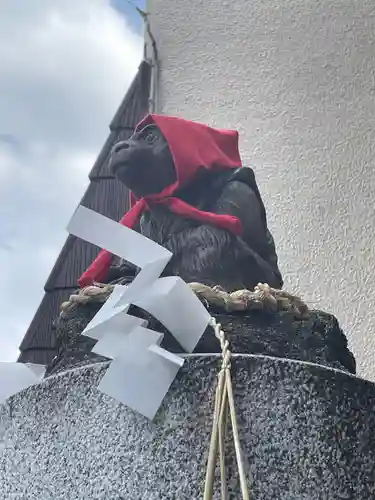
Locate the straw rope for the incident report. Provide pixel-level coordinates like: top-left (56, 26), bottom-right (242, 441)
top-left (204, 316), bottom-right (250, 499)
top-left (59, 281), bottom-right (309, 319)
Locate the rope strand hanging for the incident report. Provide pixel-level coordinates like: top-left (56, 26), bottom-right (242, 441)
top-left (203, 317), bottom-right (250, 499)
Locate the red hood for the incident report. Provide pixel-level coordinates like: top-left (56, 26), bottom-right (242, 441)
top-left (129, 114), bottom-right (242, 205)
top-left (78, 114), bottom-right (243, 287)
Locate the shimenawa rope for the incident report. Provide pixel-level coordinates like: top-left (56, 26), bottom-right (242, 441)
top-left (59, 282), bottom-right (309, 319)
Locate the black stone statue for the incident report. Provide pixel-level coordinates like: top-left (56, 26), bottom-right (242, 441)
top-left (106, 122), bottom-right (283, 292)
top-left (79, 114), bottom-right (283, 292)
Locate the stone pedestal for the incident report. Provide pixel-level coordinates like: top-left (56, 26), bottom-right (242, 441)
top-left (49, 304), bottom-right (356, 376)
top-left (1, 354), bottom-right (374, 499)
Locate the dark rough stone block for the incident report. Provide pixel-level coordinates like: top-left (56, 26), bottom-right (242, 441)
top-left (48, 299), bottom-right (356, 376)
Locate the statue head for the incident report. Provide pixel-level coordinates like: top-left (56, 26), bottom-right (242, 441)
top-left (109, 124), bottom-right (177, 198)
top-left (108, 114), bottom-right (242, 200)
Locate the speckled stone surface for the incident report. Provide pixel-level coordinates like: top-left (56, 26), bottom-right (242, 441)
top-left (1, 355), bottom-right (374, 499)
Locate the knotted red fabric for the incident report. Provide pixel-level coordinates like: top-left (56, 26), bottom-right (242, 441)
top-left (78, 114), bottom-right (243, 287)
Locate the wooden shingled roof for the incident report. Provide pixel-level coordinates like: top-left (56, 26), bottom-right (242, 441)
top-left (18, 60), bottom-right (152, 365)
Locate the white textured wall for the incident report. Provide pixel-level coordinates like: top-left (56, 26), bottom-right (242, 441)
top-left (148, 0), bottom-right (375, 379)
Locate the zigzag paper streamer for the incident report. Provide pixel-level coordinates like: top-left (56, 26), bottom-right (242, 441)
top-left (68, 206), bottom-right (210, 419)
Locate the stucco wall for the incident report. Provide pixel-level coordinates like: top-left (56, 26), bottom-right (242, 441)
top-left (148, 0), bottom-right (375, 379)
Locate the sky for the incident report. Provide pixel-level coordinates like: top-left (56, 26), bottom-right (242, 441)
top-left (0, 0), bottom-right (145, 361)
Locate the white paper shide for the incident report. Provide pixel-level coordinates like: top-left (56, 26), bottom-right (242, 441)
top-left (67, 206), bottom-right (210, 419)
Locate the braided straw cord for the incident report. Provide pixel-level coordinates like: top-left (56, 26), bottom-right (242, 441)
top-left (60, 281), bottom-right (309, 319)
top-left (59, 283), bottom-right (115, 317)
top-left (204, 317), bottom-right (250, 499)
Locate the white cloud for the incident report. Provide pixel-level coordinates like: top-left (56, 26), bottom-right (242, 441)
top-left (0, 0), bottom-right (143, 361)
